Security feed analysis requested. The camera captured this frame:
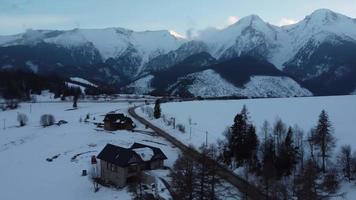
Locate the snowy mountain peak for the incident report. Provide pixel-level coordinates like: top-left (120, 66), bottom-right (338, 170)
top-left (237, 14), bottom-right (264, 25)
top-left (305, 9), bottom-right (351, 25)
top-left (226, 14), bottom-right (271, 32)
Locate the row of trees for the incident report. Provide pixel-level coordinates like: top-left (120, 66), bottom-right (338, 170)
top-left (170, 106), bottom-right (356, 199)
top-left (0, 69), bottom-right (118, 101)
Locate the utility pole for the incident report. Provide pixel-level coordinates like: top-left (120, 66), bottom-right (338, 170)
top-left (188, 117), bottom-right (197, 140)
top-left (205, 131), bottom-right (208, 147)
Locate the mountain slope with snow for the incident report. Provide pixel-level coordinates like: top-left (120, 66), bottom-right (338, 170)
top-left (197, 9), bottom-right (356, 71)
top-left (1, 9), bottom-right (355, 96)
top-left (169, 69), bottom-right (312, 97)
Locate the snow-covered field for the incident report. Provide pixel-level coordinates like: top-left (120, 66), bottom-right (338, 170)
top-left (141, 95), bottom-right (356, 149)
top-left (0, 102), bottom-right (179, 200)
top-left (137, 95), bottom-right (356, 199)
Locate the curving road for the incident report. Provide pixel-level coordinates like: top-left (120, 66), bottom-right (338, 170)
top-left (128, 106), bottom-right (268, 200)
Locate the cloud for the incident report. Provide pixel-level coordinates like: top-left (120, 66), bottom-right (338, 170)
top-left (196, 27), bottom-right (219, 40)
top-left (278, 18), bottom-right (299, 26)
top-left (0, 15), bottom-right (72, 34)
top-left (169, 30), bottom-right (185, 39)
top-left (227, 16), bottom-right (239, 26)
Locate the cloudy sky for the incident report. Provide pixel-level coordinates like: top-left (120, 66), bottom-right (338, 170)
top-left (0, 0), bottom-right (355, 36)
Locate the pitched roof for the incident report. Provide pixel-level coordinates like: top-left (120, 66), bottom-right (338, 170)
top-left (103, 113), bottom-right (125, 122)
top-left (130, 143), bottom-right (168, 160)
top-left (103, 113), bottom-right (134, 124)
top-left (97, 143), bottom-right (167, 167)
top-left (132, 147), bottom-right (154, 161)
top-left (97, 144), bottom-right (141, 167)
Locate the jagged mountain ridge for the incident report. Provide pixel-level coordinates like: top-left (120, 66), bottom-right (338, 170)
top-left (0, 9), bottom-right (355, 97)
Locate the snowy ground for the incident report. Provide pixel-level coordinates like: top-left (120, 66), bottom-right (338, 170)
top-left (136, 95), bottom-right (356, 199)
top-left (139, 95), bottom-right (356, 149)
top-left (0, 101), bottom-right (179, 200)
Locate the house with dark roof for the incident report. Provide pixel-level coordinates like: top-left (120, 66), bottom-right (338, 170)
top-left (97, 143), bottom-right (167, 187)
top-left (103, 113), bottom-right (135, 131)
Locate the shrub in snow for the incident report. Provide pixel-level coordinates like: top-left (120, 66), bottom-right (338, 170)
top-left (177, 123), bottom-right (186, 133)
top-left (40, 114), bottom-right (55, 127)
top-left (17, 113), bottom-right (28, 127)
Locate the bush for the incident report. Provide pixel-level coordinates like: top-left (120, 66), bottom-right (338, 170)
top-left (17, 113), bottom-right (28, 127)
top-left (177, 123), bottom-right (186, 133)
top-left (40, 114), bottom-right (55, 127)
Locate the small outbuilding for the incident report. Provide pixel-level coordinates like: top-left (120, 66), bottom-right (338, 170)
top-left (103, 113), bottom-right (135, 131)
top-left (97, 143), bottom-right (167, 187)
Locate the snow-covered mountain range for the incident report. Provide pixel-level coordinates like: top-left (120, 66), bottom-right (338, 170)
top-left (0, 9), bottom-right (355, 97)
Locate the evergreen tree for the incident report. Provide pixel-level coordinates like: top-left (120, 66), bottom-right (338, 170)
top-left (154, 99), bottom-right (161, 119)
top-left (311, 110), bottom-right (335, 173)
top-left (229, 106), bottom-right (258, 166)
top-left (276, 127), bottom-right (298, 177)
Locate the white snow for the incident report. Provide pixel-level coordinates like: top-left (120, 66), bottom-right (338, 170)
top-left (65, 82), bottom-right (86, 92)
top-left (132, 147), bottom-right (154, 161)
top-left (126, 75), bottom-right (154, 94)
top-left (0, 101), bottom-right (180, 200)
top-left (284, 9), bottom-right (356, 51)
top-left (198, 9), bottom-right (356, 69)
top-left (174, 69), bottom-right (241, 97)
top-left (138, 95), bottom-right (356, 150)
top-left (137, 95), bottom-right (356, 199)
top-left (70, 77), bottom-right (97, 87)
top-left (26, 61), bottom-right (39, 73)
top-left (242, 76), bottom-right (312, 97)
top-left (42, 28), bottom-right (184, 70)
top-left (31, 90), bottom-right (60, 102)
top-left (0, 9), bottom-right (355, 73)
top-left (172, 69), bottom-right (312, 97)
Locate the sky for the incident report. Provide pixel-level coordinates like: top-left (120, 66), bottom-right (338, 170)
top-left (0, 0), bottom-right (355, 36)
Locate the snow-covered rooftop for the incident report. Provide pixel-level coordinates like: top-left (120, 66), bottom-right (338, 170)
top-left (132, 147), bottom-right (154, 161)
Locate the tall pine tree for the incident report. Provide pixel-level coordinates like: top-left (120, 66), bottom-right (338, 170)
top-left (229, 105), bottom-right (258, 167)
top-left (311, 110), bottom-right (335, 173)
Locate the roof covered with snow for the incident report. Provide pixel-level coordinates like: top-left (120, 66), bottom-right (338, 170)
top-left (97, 143), bottom-right (167, 167)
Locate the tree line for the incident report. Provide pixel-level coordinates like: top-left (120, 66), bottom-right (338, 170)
top-left (0, 70), bottom-right (117, 101)
top-left (170, 105), bottom-right (356, 199)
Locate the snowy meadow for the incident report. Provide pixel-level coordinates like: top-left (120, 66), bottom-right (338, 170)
top-left (0, 102), bottom-right (179, 200)
top-left (142, 95), bottom-right (356, 149)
